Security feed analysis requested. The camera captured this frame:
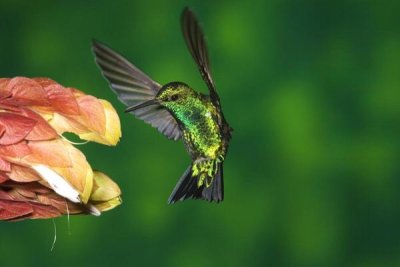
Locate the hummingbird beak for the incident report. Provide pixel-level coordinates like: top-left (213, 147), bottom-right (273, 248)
top-left (125, 99), bottom-right (160, 113)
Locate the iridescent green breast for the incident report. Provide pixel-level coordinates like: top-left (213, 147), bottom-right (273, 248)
top-left (173, 96), bottom-right (222, 159)
top-left (158, 83), bottom-right (226, 160)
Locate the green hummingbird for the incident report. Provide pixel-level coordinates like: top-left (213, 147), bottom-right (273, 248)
top-left (92, 7), bottom-right (232, 203)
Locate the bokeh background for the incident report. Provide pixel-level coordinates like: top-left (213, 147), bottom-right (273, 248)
top-left (1, 0), bottom-right (400, 266)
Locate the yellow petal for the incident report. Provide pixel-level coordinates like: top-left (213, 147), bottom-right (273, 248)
top-left (22, 139), bottom-right (93, 204)
top-left (48, 112), bottom-right (90, 136)
top-left (44, 98), bottom-right (121, 146)
top-left (94, 197), bottom-right (122, 212)
top-left (77, 100), bottom-right (121, 146)
top-left (32, 164), bottom-right (81, 203)
top-left (50, 141), bottom-right (93, 203)
top-left (90, 171), bottom-right (121, 202)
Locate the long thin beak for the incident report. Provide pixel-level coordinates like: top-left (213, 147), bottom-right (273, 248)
top-left (125, 99), bottom-right (160, 113)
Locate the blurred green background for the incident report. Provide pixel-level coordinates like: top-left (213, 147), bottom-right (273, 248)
top-left (1, 0), bottom-right (400, 266)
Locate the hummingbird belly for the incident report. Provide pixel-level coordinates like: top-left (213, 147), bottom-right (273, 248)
top-left (181, 110), bottom-right (223, 160)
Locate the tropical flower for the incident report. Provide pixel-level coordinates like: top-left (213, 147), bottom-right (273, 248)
top-left (0, 77), bottom-right (122, 221)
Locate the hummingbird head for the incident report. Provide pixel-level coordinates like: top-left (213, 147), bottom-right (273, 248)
top-left (125, 82), bottom-right (196, 113)
top-left (156, 82), bottom-right (195, 109)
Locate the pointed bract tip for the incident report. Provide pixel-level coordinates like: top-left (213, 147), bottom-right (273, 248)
top-left (86, 204), bottom-right (101, 216)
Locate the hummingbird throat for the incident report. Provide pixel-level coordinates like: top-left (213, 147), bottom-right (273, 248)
top-left (192, 156), bottom-right (224, 188)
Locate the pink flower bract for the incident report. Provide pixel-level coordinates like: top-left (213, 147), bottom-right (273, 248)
top-left (0, 77), bottom-right (122, 221)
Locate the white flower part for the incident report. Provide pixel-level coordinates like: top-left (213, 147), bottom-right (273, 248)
top-left (32, 164), bottom-right (81, 203)
top-left (205, 112), bottom-right (212, 118)
top-left (86, 204), bottom-right (101, 216)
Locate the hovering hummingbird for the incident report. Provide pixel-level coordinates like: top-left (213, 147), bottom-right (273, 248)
top-left (92, 7), bottom-right (232, 203)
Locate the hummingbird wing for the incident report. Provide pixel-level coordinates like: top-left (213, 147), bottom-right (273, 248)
top-left (181, 7), bottom-right (221, 109)
top-left (92, 40), bottom-right (181, 140)
top-left (181, 8), bottom-right (233, 140)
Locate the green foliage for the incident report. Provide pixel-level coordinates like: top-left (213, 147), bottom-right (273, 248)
top-left (1, 0), bottom-right (400, 266)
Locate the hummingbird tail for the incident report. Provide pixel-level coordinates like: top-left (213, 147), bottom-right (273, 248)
top-left (167, 161), bottom-right (224, 204)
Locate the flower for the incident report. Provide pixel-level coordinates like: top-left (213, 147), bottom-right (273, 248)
top-left (0, 77), bottom-right (122, 221)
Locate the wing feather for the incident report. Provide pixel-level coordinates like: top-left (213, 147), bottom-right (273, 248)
top-left (181, 8), bottom-right (220, 107)
top-left (181, 8), bottom-right (232, 140)
top-left (92, 40), bottom-right (181, 140)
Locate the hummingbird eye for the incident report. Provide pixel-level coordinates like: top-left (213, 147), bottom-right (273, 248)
top-left (169, 94), bottom-right (179, 101)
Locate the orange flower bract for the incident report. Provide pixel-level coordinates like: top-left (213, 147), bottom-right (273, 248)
top-left (0, 77), bottom-right (122, 221)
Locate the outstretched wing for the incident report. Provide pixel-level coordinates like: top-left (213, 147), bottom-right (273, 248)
top-left (92, 40), bottom-right (181, 140)
top-left (181, 7), bottom-right (221, 108)
top-left (181, 8), bottom-right (233, 140)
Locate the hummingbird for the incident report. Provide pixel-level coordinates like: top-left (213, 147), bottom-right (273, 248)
top-left (92, 7), bottom-right (232, 203)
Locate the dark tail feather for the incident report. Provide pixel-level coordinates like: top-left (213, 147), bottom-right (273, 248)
top-left (168, 163), bottom-right (224, 204)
